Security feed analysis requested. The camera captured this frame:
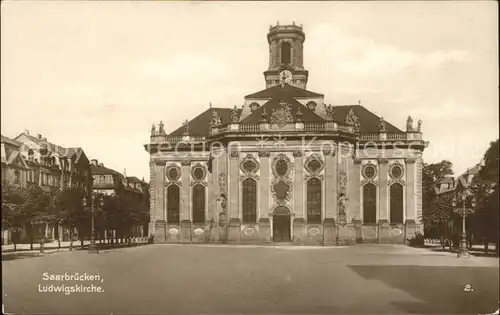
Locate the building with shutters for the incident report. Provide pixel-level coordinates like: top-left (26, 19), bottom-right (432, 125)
top-left (145, 23), bottom-right (428, 245)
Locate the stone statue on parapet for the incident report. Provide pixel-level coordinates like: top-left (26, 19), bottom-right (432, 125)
top-left (182, 119), bottom-right (189, 134)
top-left (379, 117), bottom-right (387, 132)
top-left (296, 108), bottom-right (303, 122)
top-left (346, 108), bottom-right (360, 132)
top-left (230, 105), bottom-right (240, 122)
top-left (158, 121), bottom-right (165, 135)
top-left (261, 108), bottom-right (268, 122)
top-left (417, 119), bottom-right (422, 132)
top-left (326, 105), bottom-right (335, 121)
top-left (406, 116), bottom-right (414, 132)
top-left (210, 110), bottom-right (222, 128)
top-left (151, 124), bottom-right (156, 135)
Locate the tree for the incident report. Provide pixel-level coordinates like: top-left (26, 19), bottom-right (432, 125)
top-left (421, 160), bottom-right (454, 240)
top-left (54, 187), bottom-right (87, 251)
top-left (1, 181), bottom-right (27, 250)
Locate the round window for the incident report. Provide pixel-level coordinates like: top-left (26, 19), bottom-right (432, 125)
top-left (364, 165), bottom-right (376, 179)
top-left (193, 167), bottom-right (205, 180)
top-left (167, 168), bottom-right (179, 181)
top-left (391, 165), bottom-right (403, 179)
top-left (276, 159), bottom-right (288, 176)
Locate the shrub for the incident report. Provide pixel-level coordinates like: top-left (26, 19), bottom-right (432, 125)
top-left (407, 232), bottom-right (425, 247)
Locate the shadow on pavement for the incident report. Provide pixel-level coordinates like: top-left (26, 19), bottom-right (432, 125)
top-left (349, 265), bottom-right (499, 314)
top-left (2, 252), bottom-right (56, 261)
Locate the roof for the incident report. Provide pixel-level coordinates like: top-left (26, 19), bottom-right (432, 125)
top-left (240, 96), bottom-right (324, 124)
top-left (331, 105), bottom-right (403, 133)
top-left (91, 164), bottom-right (122, 176)
top-left (244, 83), bottom-right (323, 99)
top-left (169, 107), bottom-right (237, 137)
top-left (1, 135), bottom-right (22, 147)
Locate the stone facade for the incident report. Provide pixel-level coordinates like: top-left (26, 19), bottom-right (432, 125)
top-left (145, 23), bottom-right (427, 245)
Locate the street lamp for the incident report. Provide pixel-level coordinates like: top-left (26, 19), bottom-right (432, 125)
top-left (82, 195), bottom-right (103, 254)
top-left (452, 190), bottom-right (476, 258)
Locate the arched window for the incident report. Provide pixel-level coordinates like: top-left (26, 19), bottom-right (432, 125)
top-left (307, 178), bottom-right (322, 223)
top-left (363, 183), bottom-right (377, 224)
top-left (242, 179), bottom-right (257, 223)
top-left (192, 184), bottom-right (206, 224)
top-left (281, 42), bottom-right (291, 65)
top-left (390, 184), bottom-right (404, 224)
top-left (167, 185), bottom-right (180, 224)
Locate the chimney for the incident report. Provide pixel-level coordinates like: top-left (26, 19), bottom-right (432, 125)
top-left (24, 129), bottom-right (29, 135)
top-left (43, 137), bottom-right (47, 141)
top-left (91, 159), bottom-right (98, 166)
top-left (123, 168), bottom-right (127, 177)
top-left (37, 134), bottom-right (42, 139)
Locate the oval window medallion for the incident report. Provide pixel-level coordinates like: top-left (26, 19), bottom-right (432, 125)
top-left (193, 167), bottom-right (205, 181)
top-left (168, 228), bottom-right (179, 236)
top-left (391, 165), bottom-right (403, 179)
top-left (308, 160), bottom-right (322, 173)
top-left (194, 228), bottom-right (204, 236)
top-left (309, 227), bottom-right (320, 236)
top-left (276, 159), bottom-right (288, 176)
top-left (243, 227), bottom-right (256, 237)
top-left (363, 165), bottom-right (376, 179)
top-left (391, 228), bottom-right (403, 236)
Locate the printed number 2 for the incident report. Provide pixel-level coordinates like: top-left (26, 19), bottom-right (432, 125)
top-left (464, 284), bottom-right (473, 292)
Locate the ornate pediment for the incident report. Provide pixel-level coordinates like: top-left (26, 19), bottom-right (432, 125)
top-left (165, 163), bottom-right (182, 186)
top-left (191, 163), bottom-right (207, 185)
top-left (304, 153), bottom-right (324, 175)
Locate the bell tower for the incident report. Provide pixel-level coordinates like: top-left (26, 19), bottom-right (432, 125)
top-left (264, 22), bottom-right (309, 89)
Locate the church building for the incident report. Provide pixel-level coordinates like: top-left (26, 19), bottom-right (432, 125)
top-left (145, 23), bottom-right (428, 245)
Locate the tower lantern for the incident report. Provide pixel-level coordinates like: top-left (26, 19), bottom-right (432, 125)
top-left (264, 22), bottom-right (309, 89)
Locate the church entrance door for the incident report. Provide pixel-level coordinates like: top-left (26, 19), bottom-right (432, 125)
top-left (273, 206), bottom-right (291, 242)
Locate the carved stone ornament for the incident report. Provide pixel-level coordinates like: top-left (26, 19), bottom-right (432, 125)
top-left (322, 147), bottom-right (336, 157)
top-left (271, 177), bottom-right (292, 206)
top-left (191, 163), bottom-right (207, 182)
top-left (181, 160), bottom-right (191, 166)
top-left (218, 172), bottom-right (226, 194)
top-left (325, 104), bottom-right (335, 122)
top-left (388, 161), bottom-right (405, 186)
top-left (270, 101), bottom-right (293, 127)
top-left (405, 157), bottom-right (417, 164)
top-left (379, 117), bottom-right (387, 132)
top-left (304, 153), bottom-right (324, 176)
top-left (151, 124), bottom-right (156, 136)
top-left (272, 153), bottom-right (293, 179)
top-left (240, 154), bottom-right (260, 180)
top-left (293, 150), bottom-right (303, 157)
top-left (230, 151), bottom-right (239, 158)
top-left (338, 170), bottom-right (348, 188)
top-left (353, 158), bottom-right (362, 164)
top-left (258, 151), bottom-right (270, 158)
top-left (345, 109), bottom-right (357, 125)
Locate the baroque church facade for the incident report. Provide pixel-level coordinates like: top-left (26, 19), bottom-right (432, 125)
top-left (146, 23), bottom-right (427, 245)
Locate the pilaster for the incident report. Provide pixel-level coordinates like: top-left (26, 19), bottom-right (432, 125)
top-left (180, 160), bottom-right (191, 243)
top-left (228, 151), bottom-right (240, 243)
top-left (378, 158), bottom-right (389, 222)
top-left (258, 151), bottom-right (271, 220)
top-left (293, 151), bottom-right (304, 219)
top-left (405, 158), bottom-right (417, 240)
top-left (323, 148), bottom-right (337, 245)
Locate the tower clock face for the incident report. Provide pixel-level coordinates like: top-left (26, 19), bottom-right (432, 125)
top-left (279, 70), bottom-right (292, 84)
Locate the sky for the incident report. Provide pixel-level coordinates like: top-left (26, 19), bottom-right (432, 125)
top-left (1, 1), bottom-right (498, 180)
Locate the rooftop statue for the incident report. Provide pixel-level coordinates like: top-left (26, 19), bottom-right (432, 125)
top-left (230, 105), bottom-right (240, 122)
top-left (417, 119), bottom-right (422, 132)
top-left (326, 105), bottom-right (335, 122)
top-left (406, 116), bottom-right (414, 132)
top-left (379, 116), bottom-right (387, 132)
top-left (158, 121), bottom-right (165, 135)
top-left (151, 124), bottom-right (156, 136)
top-left (210, 110), bottom-right (222, 128)
top-left (182, 119), bottom-right (189, 134)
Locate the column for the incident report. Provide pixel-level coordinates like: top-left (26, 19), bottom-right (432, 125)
top-left (378, 158), bottom-right (390, 243)
top-left (153, 161), bottom-right (166, 242)
top-left (405, 158), bottom-right (417, 239)
top-left (228, 151), bottom-right (241, 243)
top-left (292, 151), bottom-right (305, 244)
top-left (323, 148), bottom-right (337, 245)
top-left (180, 160), bottom-right (191, 243)
top-left (258, 151), bottom-right (271, 243)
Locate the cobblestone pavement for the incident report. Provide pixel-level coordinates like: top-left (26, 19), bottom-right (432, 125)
top-left (2, 244), bottom-right (498, 314)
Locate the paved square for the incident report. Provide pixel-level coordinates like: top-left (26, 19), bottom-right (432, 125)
top-left (2, 244), bottom-right (498, 314)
